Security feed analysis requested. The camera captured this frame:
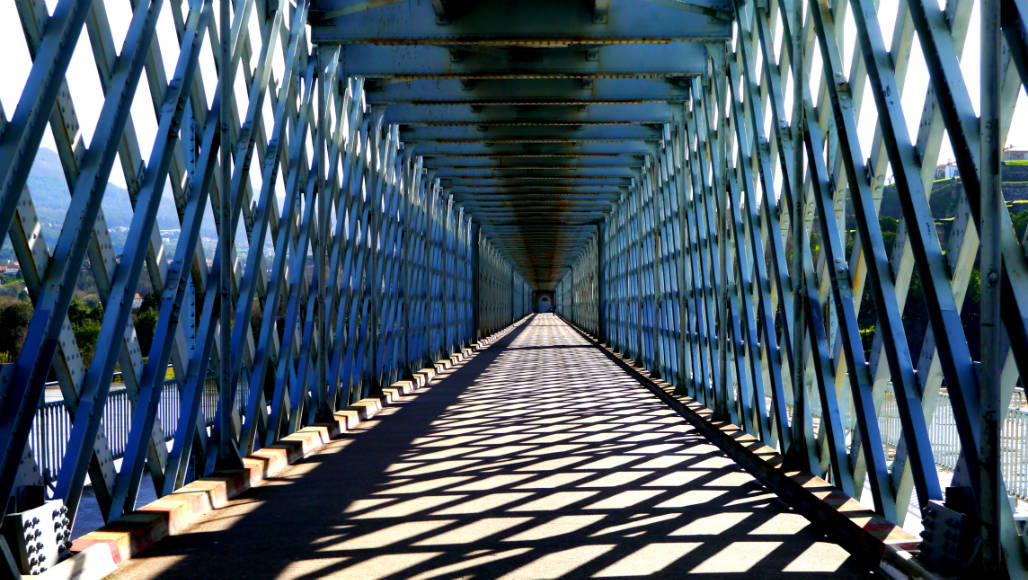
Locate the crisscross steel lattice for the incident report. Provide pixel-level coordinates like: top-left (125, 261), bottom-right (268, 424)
top-left (0, 0), bottom-right (528, 535)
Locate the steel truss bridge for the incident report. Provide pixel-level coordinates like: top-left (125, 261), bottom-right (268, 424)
top-left (0, 0), bottom-right (1025, 576)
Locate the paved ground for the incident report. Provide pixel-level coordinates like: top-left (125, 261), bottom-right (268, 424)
top-left (110, 314), bottom-right (874, 579)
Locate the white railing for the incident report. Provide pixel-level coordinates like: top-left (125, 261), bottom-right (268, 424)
top-left (878, 390), bottom-right (1028, 500)
top-left (768, 389), bottom-right (1028, 500)
top-left (30, 376), bottom-right (229, 489)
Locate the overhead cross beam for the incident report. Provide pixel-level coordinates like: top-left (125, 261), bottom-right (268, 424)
top-left (421, 155), bottom-right (645, 168)
top-left (364, 78), bottom-right (690, 103)
top-left (409, 141), bottom-right (655, 156)
top-left (310, 0), bottom-right (732, 42)
top-left (307, 0), bottom-right (718, 287)
top-left (400, 124), bottom-right (663, 141)
top-left (332, 44), bottom-right (712, 77)
top-left (382, 103), bottom-right (680, 124)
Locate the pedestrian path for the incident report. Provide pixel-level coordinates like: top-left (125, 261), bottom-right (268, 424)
top-left (110, 314), bottom-right (871, 578)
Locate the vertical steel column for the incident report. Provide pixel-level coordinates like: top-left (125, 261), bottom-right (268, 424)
top-left (981, 0), bottom-right (1003, 570)
top-left (785, 0), bottom-right (814, 471)
top-left (216, 0), bottom-right (241, 471)
top-left (597, 222), bottom-right (607, 343)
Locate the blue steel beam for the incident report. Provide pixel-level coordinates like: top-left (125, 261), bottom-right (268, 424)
top-left (400, 124), bottom-right (662, 141)
top-left (365, 78), bottom-right (690, 103)
top-left (443, 177), bottom-right (631, 187)
top-left (447, 185), bottom-right (623, 194)
top-left (409, 141), bottom-right (655, 156)
top-left (421, 155), bottom-right (644, 168)
top-left (480, 216), bottom-right (609, 224)
top-left (382, 103), bottom-right (679, 124)
top-left (431, 167), bottom-right (639, 178)
top-left (1, 0), bottom-right (168, 521)
top-left (464, 206), bottom-right (614, 214)
top-left (0, 0), bottom-right (92, 262)
top-left (84, 0), bottom-right (212, 522)
top-left (456, 201), bottom-right (616, 209)
top-left (310, 0), bottom-right (731, 43)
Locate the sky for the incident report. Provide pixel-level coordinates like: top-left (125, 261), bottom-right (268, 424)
top-left (0, 0), bottom-right (1025, 190)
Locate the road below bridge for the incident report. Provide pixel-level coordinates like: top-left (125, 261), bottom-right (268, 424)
top-left (110, 314), bottom-right (871, 578)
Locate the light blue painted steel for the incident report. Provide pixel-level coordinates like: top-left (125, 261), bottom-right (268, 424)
top-left (366, 78), bottom-right (691, 103)
top-left (0, 0), bottom-right (528, 538)
top-left (551, 0), bottom-right (1028, 571)
top-left (1, 0), bottom-right (1026, 573)
top-left (333, 43), bottom-right (712, 78)
top-left (402, 124), bottom-right (662, 142)
top-left (310, 0), bottom-right (732, 43)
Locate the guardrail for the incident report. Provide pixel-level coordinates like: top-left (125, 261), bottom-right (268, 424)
top-left (879, 390), bottom-right (1028, 501)
top-left (771, 389), bottom-right (1028, 501)
top-left (29, 376), bottom-right (226, 488)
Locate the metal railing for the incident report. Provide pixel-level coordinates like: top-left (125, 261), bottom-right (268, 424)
top-left (878, 390), bottom-right (1028, 500)
top-left (769, 388), bottom-right (1028, 501)
top-left (29, 376), bottom-right (226, 487)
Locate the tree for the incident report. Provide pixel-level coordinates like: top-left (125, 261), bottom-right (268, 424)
top-left (133, 308), bottom-right (159, 357)
top-left (73, 320), bottom-right (102, 365)
top-left (0, 299), bottom-right (32, 357)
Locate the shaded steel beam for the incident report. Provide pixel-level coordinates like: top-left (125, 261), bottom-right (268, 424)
top-left (431, 167), bottom-right (638, 178)
top-left (442, 176), bottom-right (631, 187)
top-left (365, 78), bottom-right (690, 102)
top-left (382, 103), bottom-right (679, 124)
top-left (479, 215), bottom-right (609, 223)
top-left (460, 202), bottom-right (615, 209)
top-left (337, 48), bottom-right (705, 77)
top-left (401, 124), bottom-right (662, 141)
top-left (449, 184), bottom-right (623, 193)
top-left (409, 140), bottom-right (655, 156)
top-left (422, 155), bottom-right (643, 168)
top-left (310, 0), bottom-right (732, 43)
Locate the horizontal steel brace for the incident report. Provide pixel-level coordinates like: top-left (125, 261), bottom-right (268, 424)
top-left (422, 155), bottom-right (643, 167)
top-left (400, 124), bottom-right (662, 141)
top-left (442, 177), bottom-right (631, 186)
top-left (450, 183), bottom-right (623, 191)
top-left (310, 1), bottom-right (731, 43)
top-left (409, 141), bottom-right (655, 155)
top-left (383, 103), bottom-right (679, 124)
top-left (365, 78), bottom-right (691, 102)
top-left (430, 167), bottom-right (639, 178)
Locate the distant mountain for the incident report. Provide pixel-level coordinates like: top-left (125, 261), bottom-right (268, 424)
top-left (26, 147), bottom-right (183, 239)
top-left (4, 148), bottom-right (265, 264)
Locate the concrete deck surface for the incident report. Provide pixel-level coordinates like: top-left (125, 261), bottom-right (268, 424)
top-left (109, 314), bottom-right (873, 579)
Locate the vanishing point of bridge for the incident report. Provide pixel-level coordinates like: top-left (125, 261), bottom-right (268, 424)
top-left (0, 0), bottom-right (1025, 577)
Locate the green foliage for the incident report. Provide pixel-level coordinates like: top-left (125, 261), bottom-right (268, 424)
top-left (859, 324), bottom-right (876, 353)
top-left (65, 297), bottom-right (104, 364)
top-left (125, 292), bottom-right (162, 357)
top-left (1013, 210), bottom-right (1028, 241)
top-left (133, 308), bottom-right (159, 357)
top-left (878, 216), bottom-right (898, 251)
top-left (68, 297), bottom-right (103, 327)
top-left (73, 320), bottom-right (102, 365)
top-left (0, 298), bottom-right (32, 357)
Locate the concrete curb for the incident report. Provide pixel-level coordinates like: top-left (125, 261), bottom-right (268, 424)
top-left (560, 318), bottom-right (938, 580)
top-left (40, 319), bottom-right (527, 580)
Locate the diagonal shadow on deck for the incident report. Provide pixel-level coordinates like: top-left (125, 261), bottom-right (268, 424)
top-left (109, 315), bottom-right (873, 579)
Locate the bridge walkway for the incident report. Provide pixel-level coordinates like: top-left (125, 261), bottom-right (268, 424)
top-left (109, 315), bottom-right (871, 579)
